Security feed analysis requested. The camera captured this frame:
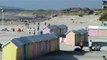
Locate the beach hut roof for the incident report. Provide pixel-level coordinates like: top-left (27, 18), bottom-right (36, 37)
top-left (72, 30), bottom-right (80, 34)
top-left (89, 26), bottom-right (107, 29)
top-left (99, 26), bottom-right (107, 29)
top-left (29, 33), bottom-right (58, 41)
top-left (89, 26), bottom-right (99, 29)
top-left (43, 33), bottom-right (58, 40)
top-left (3, 33), bottom-right (58, 47)
top-left (26, 36), bottom-right (36, 42)
top-left (32, 35), bottom-right (46, 41)
top-left (58, 24), bottom-right (67, 29)
top-left (77, 29), bottom-right (85, 35)
top-left (47, 25), bottom-right (59, 29)
top-left (19, 37), bottom-right (32, 45)
top-left (2, 38), bottom-right (23, 47)
top-left (11, 38), bottom-right (23, 47)
top-left (48, 24), bottom-right (67, 29)
top-left (66, 31), bottom-right (79, 35)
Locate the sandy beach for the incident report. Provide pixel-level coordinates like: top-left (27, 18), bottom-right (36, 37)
top-left (0, 14), bottom-right (106, 60)
top-left (0, 14), bottom-right (102, 45)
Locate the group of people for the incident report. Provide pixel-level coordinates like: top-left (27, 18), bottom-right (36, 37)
top-left (79, 40), bottom-right (101, 51)
top-left (79, 40), bottom-right (107, 60)
top-left (88, 40), bottom-right (101, 51)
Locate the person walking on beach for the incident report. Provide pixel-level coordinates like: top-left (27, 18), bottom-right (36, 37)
top-left (89, 40), bottom-right (93, 51)
top-left (80, 40), bottom-right (84, 50)
top-left (0, 42), bottom-right (2, 51)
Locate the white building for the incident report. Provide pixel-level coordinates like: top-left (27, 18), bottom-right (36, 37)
top-left (102, 0), bottom-right (107, 9)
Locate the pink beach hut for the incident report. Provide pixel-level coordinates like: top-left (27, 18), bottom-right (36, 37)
top-left (42, 25), bottom-right (68, 36)
top-left (66, 31), bottom-right (80, 46)
top-left (88, 26), bottom-right (99, 36)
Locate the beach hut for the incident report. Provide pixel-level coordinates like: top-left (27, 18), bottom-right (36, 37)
top-left (77, 30), bottom-right (84, 41)
top-left (59, 37), bottom-right (64, 43)
top-left (58, 25), bottom-right (68, 36)
top-left (83, 30), bottom-right (88, 42)
top-left (88, 26), bottom-right (99, 36)
top-left (88, 26), bottom-right (107, 37)
top-left (35, 35), bottom-right (46, 56)
top-left (65, 29), bottom-right (88, 46)
top-left (42, 25), bottom-right (68, 36)
top-left (43, 33), bottom-right (59, 52)
top-left (77, 29), bottom-right (88, 43)
top-left (98, 26), bottom-right (107, 36)
top-left (19, 37), bottom-right (33, 60)
top-left (26, 36), bottom-right (37, 58)
top-left (42, 25), bottom-right (59, 34)
top-left (65, 31), bottom-right (80, 46)
top-left (2, 38), bottom-right (24, 60)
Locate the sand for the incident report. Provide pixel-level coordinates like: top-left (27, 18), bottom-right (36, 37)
top-left (0, 14), bottom-right (105, 60)
top-left (0, 14), bottom-right (102, 45)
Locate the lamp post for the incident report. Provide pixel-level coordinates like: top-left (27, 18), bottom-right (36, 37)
top-left (1, 8), bottom-right (4, 29)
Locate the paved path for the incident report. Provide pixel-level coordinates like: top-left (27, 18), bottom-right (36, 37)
top-left (35, 43), bottom-right (107, 60)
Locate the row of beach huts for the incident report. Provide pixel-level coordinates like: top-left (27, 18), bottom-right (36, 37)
top-left (42, 25), bottom-right (88, 46)
top-left (2, 25), bottom-right (107, 60)
top-left (2, 33), bottom-right (59, 60)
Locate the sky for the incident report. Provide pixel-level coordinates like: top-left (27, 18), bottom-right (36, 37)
top-left (0, 0), bottom-right (103, 10)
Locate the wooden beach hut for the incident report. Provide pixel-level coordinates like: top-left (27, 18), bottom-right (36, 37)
top-left (77, 29), bottom-right (88, 43)
top-left (65, 29), bottom-right (88, 46)
top-left (65, 31), bottom-right (80, 46)
top-left (88, 26), bottom-right (107, 37)
top-left (98, 26), bottom-right (107, 36)
top-left (19, 37), bottom-right (33, 60)
top-left (88, 26), bottom-right (99, 36)
top-left (58, 25), bottom-right (68, 36)
top-left (42, 25), bottom-right (58, 34)
top-left (59, 37), bottom-right (66, 43)
top-left (26, 36), bottom-right (38, 58)
top-left (42, 25), bottom-right (68, 36)
top-left (43, 33), bottom-right (59, 52)
top-left (2, 38), bottom-right (24, 60)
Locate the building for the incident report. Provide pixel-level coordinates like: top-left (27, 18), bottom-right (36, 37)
top-left (42, 24), bottom-right (68, 36)
top-left (88, 26), bottom-right (107, 36)
top-left (102, 0), bottom-right (107, 9)
top-left (77, 29), bottom-right (88, 43)
top-left (65, 29), bottom-right (88, 46)
top-left (2, 33), bottom-right (59, 60)
top-left (65, 31), bottom-right (80, 46)
top-left (88, 26), bottom-right (99, 36)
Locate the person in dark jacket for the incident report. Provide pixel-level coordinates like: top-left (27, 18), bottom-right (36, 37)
top-left (80, 40), bottom-right (84, 50)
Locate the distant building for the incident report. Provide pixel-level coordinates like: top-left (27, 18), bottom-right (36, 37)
top-left (102, 0), bottom-right (107, 9)
top-left (0, 15), bottom-right (33, 21)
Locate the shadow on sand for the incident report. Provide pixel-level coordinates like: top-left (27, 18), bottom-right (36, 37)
top-left (77, 42), bottom-right (107, 47)
top-left (93, 42), bottom-right (107, 46)
top-left (36, 50), bottom-right (88, 60)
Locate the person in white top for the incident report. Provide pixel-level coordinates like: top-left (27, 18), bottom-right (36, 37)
top-left (89, 40), bottom-right (93, 51)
